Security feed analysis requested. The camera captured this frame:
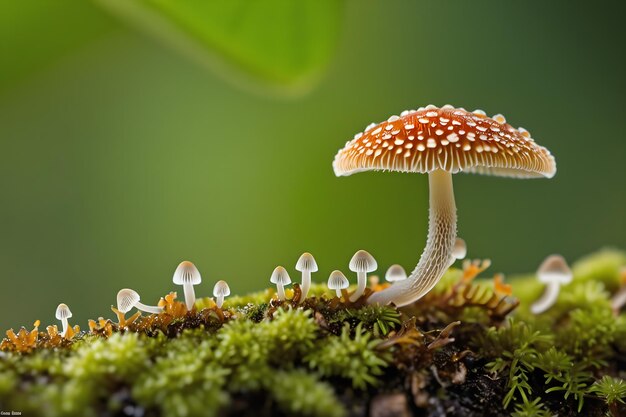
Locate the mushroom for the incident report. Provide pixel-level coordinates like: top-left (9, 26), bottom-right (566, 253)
top-left (116, 289), bottom-right (163, 314)
top-left (328, 270), bottom-right (350, 298)
top-left (611, 267), bottom-right (626, 313)
top-left (385, 264), bottom-right (407, 282)
top-left (349, 250), bottom-right (378, 301)
top-left (451, 238), bottom-right (467, 264)
top-left (333, 105), bottom-right (556, 306)
top-left (213, 280), bottom-right (231, 309)
top-left (270, 266), bottom-right (291, 301)
top-left (173, 261), bottom-right (202, 311)
top-left (55, 303), bottom-right (72, 338)
top-left (295, 252), bottom-right (318, 303)
top-left (530, 254), bottom-right (573, 314)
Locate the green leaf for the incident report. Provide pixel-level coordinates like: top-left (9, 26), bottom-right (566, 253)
top-left (97, 0), bottom-right (344, 95)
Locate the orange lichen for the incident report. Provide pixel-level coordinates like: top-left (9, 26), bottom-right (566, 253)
top-left (462, 259), bottom-right (492, 283)
top-left (0, 320), bottom-right (40, 353)
top-left (111, 306), bottom-right (142, 329)
top-left (88, 317), bottom-right (114, 338)
top-left (158, 292), bottom-right (188, 318)
top-left (493, 274), bottom-right (512, 296)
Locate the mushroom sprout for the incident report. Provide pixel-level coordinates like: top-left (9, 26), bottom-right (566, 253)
top-left (385, 264), bottom-right (407, 283)
top-left (611, 267), bottom-right (626, 313)
top-left (213, 280), bottom-right (231, 309)
top-left (349, 250), bottom-right (378, 301)
top-left (55, 303), bottom-right (72, 338)
top-left (116, 289), bottom-right (163, 314)
top-left (327, 270), bottom-right (349, 298)
top-left (530, 254), bottom-right (573, 314)
top-left (173, 261), bottom-right (202, 311)
top-left (295, 252), bottom-right (318, 303)
top-left (270, 266), bottom-right (291, 301)
top-left (333, 105), bottom-right (556, 306)
top-left (451, 238), bottom-right (467, 264)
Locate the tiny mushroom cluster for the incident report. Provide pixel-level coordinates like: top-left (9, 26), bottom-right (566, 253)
top-left (42, 104), bottom-right (559, 337)
top-left (53, 260), bottom-right (235, 339)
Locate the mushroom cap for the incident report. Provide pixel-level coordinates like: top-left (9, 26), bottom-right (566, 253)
top-left (327, 270), bottom-right (349, 290)
top-left (270, 266), bottom-right (292, 285)
top-left (117, 289), bottom-right (141, 313)
top-left (55, 303), bottom-right (72, 320)
top-left (173, 261), bottom-right (202, 285)
top-left (385, 264), bottom-right (408, 282)
top-left (213, 280), bottom-right (231, 297)
top-left (349, 250), bottom-right (378, 273)
top-left (537, 254), bottom-right (573, 284)
top-left (295, 252), bottom-right (319, 272)
top-left (452, 238), bottom-right (467, 260)
top-left (333, 105), bottom-right (556, 179)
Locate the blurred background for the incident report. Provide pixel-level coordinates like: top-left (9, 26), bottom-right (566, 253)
top-left (1, 1), bottom-right (624, 330)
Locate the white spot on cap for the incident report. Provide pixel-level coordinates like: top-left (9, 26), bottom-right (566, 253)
top-left (493, 114), bottom-right (506, 124)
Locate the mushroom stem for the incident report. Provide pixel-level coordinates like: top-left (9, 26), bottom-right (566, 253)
top-left (531, 281), bottom-right (561, 314)
top-left (276, 284), bottom-right (286, 301)
top-left (368, 170), bottom-right (457, 306)
top-left (335, 288), bottom-right (343, 298)
top-left (135, 302), bottom-right (163, 315)
top-left (216, 294), bottom-right (225, 309)
top-left (351, 272), bottom-right (367, 301)
top-left (300, 271), bottom-right (311, 303)
top-left (183, 282), bottom-right (196, 311)
top-left (60, 318), bottom-right (69, 338)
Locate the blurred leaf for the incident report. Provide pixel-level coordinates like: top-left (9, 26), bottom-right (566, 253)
top-left (0, 1), bottom-right (115, 93)
top-left (97, 0), bottom-right (344, 96)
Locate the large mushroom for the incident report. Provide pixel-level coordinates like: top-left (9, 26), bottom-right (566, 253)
top-left (333, 105), bottom-right (556, 306)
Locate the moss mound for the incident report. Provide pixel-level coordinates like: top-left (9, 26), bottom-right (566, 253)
top-left (1, 249), bottom-right (626, 417)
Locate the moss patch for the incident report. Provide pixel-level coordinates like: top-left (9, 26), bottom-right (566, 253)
top-left (1, 249), bottom-right (626, 417)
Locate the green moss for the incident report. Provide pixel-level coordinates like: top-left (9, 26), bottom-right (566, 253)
top-left (1, 249), bottom-right (625, 417)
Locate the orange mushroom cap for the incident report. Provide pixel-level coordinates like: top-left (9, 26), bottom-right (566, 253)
top-left (333, 105), bottom-right (555, 179)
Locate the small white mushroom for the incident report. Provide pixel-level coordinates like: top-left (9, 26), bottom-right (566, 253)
top-left (452, 238), bottom-right (467, 262)
top-left (213, 280), bottom-right (231, 309)
top-left (385, 265), bottom-right (407, 282)
top-left (295, 252), bottom-right (318, 303)
top-left (117, 289), bottom-right (163, 314)
top-left (349, 250), bottom-right (377, 301)
top-left (530, 254), bottom-right (573, 314)
top-left (270, 266), bottom-right (292, 301)
top-left (55, 303), bottom-right (72, 338)
top-left (610, 267), bottom-right (626, 313)
top-left (328, 270), bottom-right (349, 298)
top-left (173, 261), bottom-right (202, 311)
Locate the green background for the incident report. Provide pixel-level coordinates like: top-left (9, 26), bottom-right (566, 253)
top-left (1, 1), bottom-right (624, 330)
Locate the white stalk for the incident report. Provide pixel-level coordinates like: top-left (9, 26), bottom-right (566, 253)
top-left (60, 318), bottom-right (69, 338)
top-left (277, 284), bottom-right (286, 301)
top-left (183, 282), bottom-right (196, 310)
top-left (216, 294), bottom-right (225, 309)
top-left (368, 170), bottom-right (457, 306)
top-left (350, 272), bottom-right (367, 302)
top-left (335, 288), bottom-right (343, 298)
top-left (301, 271), bottom-right (311, 303)
top-left (135, 302), bottom-right (163, 314)
top-left (612, 287), bottom-right (626, 312)
top-left (531, 281), bottom-right (560, 314)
